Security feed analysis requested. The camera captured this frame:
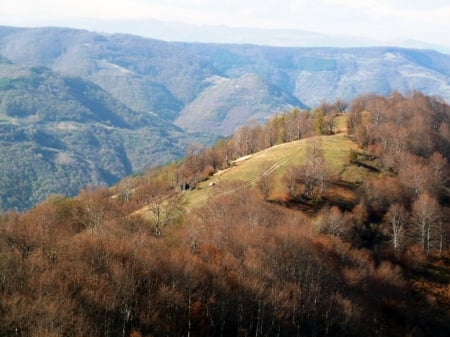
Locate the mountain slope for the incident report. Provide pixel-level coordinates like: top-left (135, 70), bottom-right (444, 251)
top-left (1, 26), bottom-right (450, 132)
top-left (0, 27), bottom-right (216, 116)
top-left (184, 44), bottom-right (450, 107)
top-left (176, 73), bottom-right (304, 135)
top-left (0, 62), bottom-right (184, 211)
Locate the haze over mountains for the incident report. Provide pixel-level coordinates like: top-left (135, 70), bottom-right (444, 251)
top-left (1, 25), bottom-right (450, 210)
top-left (24, 18), bottom-right (450, 54)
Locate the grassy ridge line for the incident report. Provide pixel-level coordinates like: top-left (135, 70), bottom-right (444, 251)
top-left (180, 133), bottom-right (363, 212)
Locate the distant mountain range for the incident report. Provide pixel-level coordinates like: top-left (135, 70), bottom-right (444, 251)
top-left (27, 18), bottom-right (450, 54)
top-left (1, 25), bottom-right (450, 210)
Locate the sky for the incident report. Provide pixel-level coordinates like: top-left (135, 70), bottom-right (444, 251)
top-left (1, 0), bottom-right (449, 47)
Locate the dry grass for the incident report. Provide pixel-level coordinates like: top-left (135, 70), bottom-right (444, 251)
top-left (183, 133), bottom-right (373, 211)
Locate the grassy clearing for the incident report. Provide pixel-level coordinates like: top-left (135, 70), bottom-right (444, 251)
top-left (141, 114), bottom-right (381, 214)
top-left (183, 133), bottom-right (374, 211)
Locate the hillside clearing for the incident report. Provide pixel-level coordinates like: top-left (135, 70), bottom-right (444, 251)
top-left (180, 133), bottom-right (378, 212)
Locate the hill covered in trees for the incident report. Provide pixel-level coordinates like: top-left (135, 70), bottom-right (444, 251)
top-left (0, 92), bottom-right (449, 337)
top-left (1, 26), bottom-right (450, 130)
top-left (1, 26), bottom-right (450, 210)
top-left (0, 60), bottom-right (189, 210)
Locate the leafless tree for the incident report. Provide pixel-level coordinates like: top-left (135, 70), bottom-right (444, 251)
top-left (384, 204), bottom-right (409, 250)
top-left (412, 193), bottom-right (441, 254)
top-left (149, 193), bottom-right (186, 237)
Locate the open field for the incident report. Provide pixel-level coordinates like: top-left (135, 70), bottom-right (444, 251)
top-left (181, 133), bottom-right (380, 212)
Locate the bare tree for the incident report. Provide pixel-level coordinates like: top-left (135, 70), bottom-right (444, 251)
top-left (428, 151), bottom-right (448, 195)
top-left (412, 193), bottom-right (441, 254)
top-left (258, 162), bottom-right (274, 201)
top-left (335, 99), bottom-right (348, 113)
top-left (283, 166), bottom-right (300, 199)
top-left (258, 173), bottom-right (272, 201)
top-left (317, 206), bottom-right (347, 238)
top-left (384, 204), bottom-right (409, 250)
top-left (72, 186), bottom-right (112, 234)
top-left (149, 193), bottom-right (186, 237)
top-left (398, 154), bottom-right (428, 198)
top-left (298, 139), bottom-right (332, 204)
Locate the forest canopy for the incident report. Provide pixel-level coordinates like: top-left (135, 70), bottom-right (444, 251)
top-left (0, 92), bottom-right (449, 337)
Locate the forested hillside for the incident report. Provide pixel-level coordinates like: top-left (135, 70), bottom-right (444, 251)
top-left (1, 26), bottom-right (450, 210)
top-left (0, 60), bottom-right (186, 210)
top-left (0, 92), bottom-right (449, 337)
top-left (1, 26), bottom-right (450, 134)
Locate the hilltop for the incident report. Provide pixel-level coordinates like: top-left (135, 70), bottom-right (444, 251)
top-left (180, 133), bottom-right (360, 211)
top-left (1, 92), bottom-right (450, 336)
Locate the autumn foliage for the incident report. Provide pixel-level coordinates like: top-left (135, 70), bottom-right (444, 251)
top-left (1, 93), bottom-right (450, 336)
